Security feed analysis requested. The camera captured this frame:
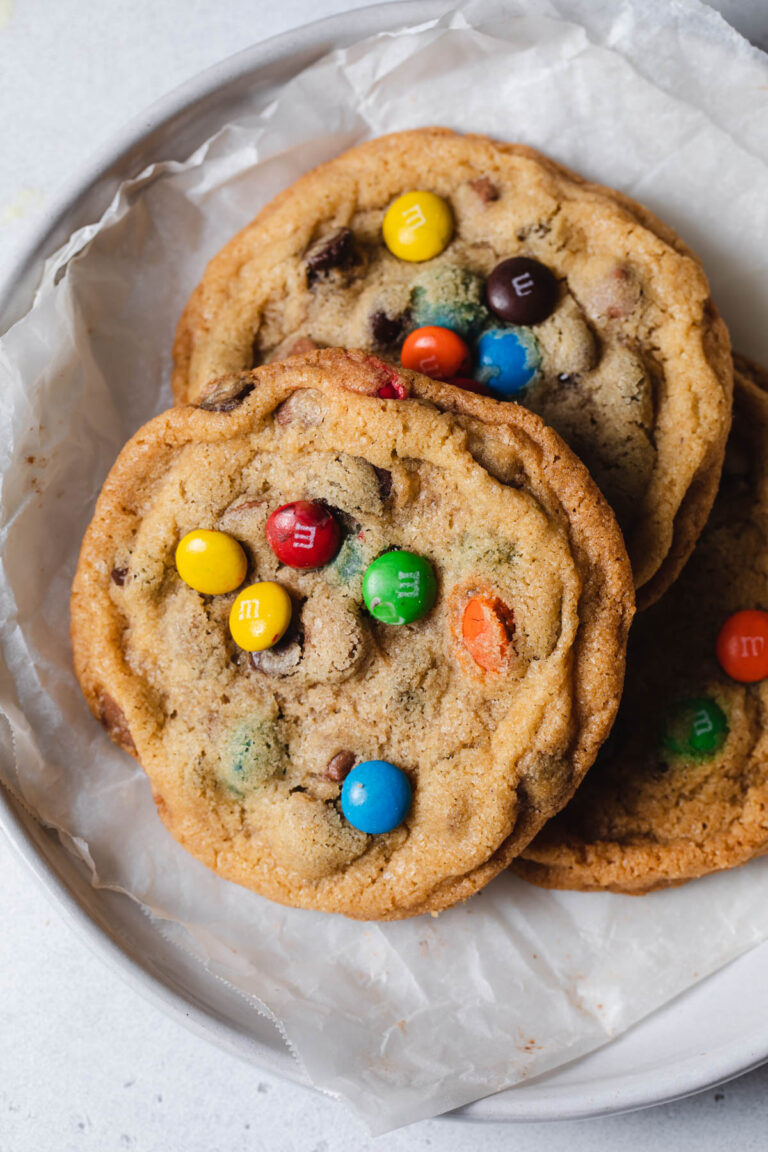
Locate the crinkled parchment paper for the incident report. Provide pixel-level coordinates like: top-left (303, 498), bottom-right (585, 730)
top-left (2, 0), bottom-right (768, 1133)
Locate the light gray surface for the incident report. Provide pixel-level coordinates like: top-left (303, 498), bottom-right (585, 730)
top-left (2, 1), bottom-right (767, 1148)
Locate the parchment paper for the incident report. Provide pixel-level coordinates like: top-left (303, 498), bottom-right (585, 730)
top-left (2, 0), bottom-right (768, 1133)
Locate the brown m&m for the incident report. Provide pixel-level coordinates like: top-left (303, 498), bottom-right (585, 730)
top-left (486, 257), bottom-right (558, 326)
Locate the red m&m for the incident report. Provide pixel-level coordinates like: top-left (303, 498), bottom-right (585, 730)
top-left (266, 501), bottom-right (341, 569)
top-left (716, 609), bottom-right (768, 683)
top-left (401, 326), bottom-right (469, 380)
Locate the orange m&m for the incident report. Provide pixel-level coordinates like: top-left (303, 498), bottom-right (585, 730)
top-left (461, 594), bottom-right (514, 673)
top-left (401, 326), bottom-right (469, 381)
top-left (716, 609), bottom-right (768, 683)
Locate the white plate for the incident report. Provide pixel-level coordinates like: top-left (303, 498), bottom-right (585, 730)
top-left (2, 0), bottom-right (768, 1124)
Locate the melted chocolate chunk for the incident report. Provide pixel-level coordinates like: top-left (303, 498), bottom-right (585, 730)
top-left (249, 619), bottom-right (304, 677)
top-left (370, 309), bottom-right (408, 348)
top-left (99, 693), bottom-right (136, 754)
top-left (305, 228), bottom-right (357, 285)
top-left (373, 466), bottom-right (393, 500)
top-left (277, 336), bottom-right (319, 360)
top-left (469, 176), bottom-right (499, 203)
top-left (226, 499), bottom-right (265, 515)
top-left (274, 390), bottom-right (324, 427)
top-left (198, 378), bottom-right (255, 412)
top-left (111, 567), bottom-right (128, 586)
top-left (326, 750), bottom-right (356, 782)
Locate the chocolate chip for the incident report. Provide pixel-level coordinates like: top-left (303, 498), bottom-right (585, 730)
top-left (326, 750), bottom-right (355, 782)
top-left (305, 228), bottom-right (357, 285)
top-left (198, 377), bottom-right (254, 412)
top-left (249, 640), bottom-right (303, 677)
top-left (274, 390), bottom-right (324, 427)
top-left (589, 266), bottom-right (641, 320)
top-left (249, 619), bottom-right (304, 677)
top-left (486, 257), bottom-right (559, 326)
top-left (326, 504), bottom-right (361, 538)
top-left (469, 176), bottom-right (499, 203)
top-left (370, 310), bottom-right (408, 348)
top-left (373, 466), bottom-right (393, 500)
top-left (281, 336), bottom-right (318, 359)
top-left (226, 499), bottom-right (265, 515)
top-left (270, 335), bottom-right (319, 363)
top-left (111, 567), bottom-right (128, 586)
top-left (98, 693), bottom-right (136, 754)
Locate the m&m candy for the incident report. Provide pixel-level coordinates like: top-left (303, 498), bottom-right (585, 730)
top-left (229, 582), bottom-right (292, 652)
top-left (401, 326), bottom-right (470, 381)
top-left (461, 594), bottom-right (514, 673)
top-left (716, 609), bottom-right (768, 682)
top-left (382, 191), bottom-right (453, 263)
top-left (341, 759), bottom-right (412, 834)
top-left (266, 500), bottom-right (341, 569)
top-left (175, 530), bottom-right (247, 595)
top-left (662, 698), bottom-right (728, 758)
top-left (476, 327), bottom-right (541, 397)
top-left (362, 551), bottom-right (437, 625)
top-left (486, 257), bottom-right (558, 326)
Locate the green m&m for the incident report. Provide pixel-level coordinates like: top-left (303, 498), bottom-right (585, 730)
top-left (662, 697), bottom-right (728, 759)
top-left (362, 551), bottom-right (437, 625)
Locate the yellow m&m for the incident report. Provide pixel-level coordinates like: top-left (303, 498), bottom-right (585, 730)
top-left (175, 530), bottom-right (247, 595)
top-left (382, 191), bottom-right (453, 263)
top-left (229, 582), bottom-right (292, 652)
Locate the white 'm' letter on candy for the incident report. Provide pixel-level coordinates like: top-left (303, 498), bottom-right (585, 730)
top-left (693, 709), bottom-right (714, 737)
top-left (740, 635), bottom-right (765, 657)
top-left (293, 524), bottom-right (317, 549)
top-left (397, 571), bottom-right (421, 598)
top-left (512, 271), bottom-right (535, 297)
top-left (403, 205), bottom-right (426, 229)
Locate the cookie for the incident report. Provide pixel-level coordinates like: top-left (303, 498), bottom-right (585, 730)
top-left (171, 127), bottom-right (733, 607)
top-left (71, 349), bottom-right (633, 920)
top-left (514, 357), bottom-right (768, 895)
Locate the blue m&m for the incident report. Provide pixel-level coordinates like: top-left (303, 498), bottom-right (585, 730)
top-left (340, 760), bottom-right (412, 834)
top-left (475, 326), bottom-right (541, 397)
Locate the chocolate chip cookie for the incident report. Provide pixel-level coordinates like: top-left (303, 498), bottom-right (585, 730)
top-left (172, 128), bottom-right (732, 607)
top-left (71, 349), bottom-right (633, 919)
top-left (514, 357), bottom-right (768, 895)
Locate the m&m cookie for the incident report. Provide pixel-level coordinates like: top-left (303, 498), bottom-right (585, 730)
top-left (172, 128), bottom-right (732, 608)
top-left (71, 349), bottom-right (633, 919)
top-left (515, 357), bottom-right (768, 895)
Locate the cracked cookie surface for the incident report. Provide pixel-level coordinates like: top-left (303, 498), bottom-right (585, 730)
top-left (172, 128), bottom-right (732, 606)
top-left (71, 349), bottom-right (633, 919)
top-left (514, 357), bottom-right (768, 895)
